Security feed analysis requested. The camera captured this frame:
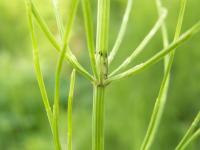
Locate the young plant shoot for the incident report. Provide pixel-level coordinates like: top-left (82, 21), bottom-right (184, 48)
top-left (26, 0), bottom-right (200, 150)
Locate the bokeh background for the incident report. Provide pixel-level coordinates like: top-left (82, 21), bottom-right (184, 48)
top-left (0, 0), bottom-right (200, 149)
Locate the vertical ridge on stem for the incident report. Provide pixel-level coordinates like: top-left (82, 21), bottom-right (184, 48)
top-left (92, 85), bottom-right (105, 150)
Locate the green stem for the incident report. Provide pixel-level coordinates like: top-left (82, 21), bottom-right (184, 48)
top-left (82, 0), bottom-right (98, 78)
top-left (92, 85), bottom-right (105, 150)
top-left (52, 0), bottom-right (79, 149)
top-left (140, 0), bottom-right (187, 149)
top-left (67, 70), bottom-right (76, 150)
top-left (93, 0), bottom-right (109, 148)
top-left (29, 0), bottom-right (94, 81)
top-left (108, 0), bottom-right (133, 65)
top-left (105, 21), bottom-right (200, 84)
top-left (175, 111), bottom-right (200, 150)
top-left (96, 0), bottom-right (110, 83)
top-left (178, 129), bottom-right (200, 150)
top-left (110, 8), bottom-right (167, 76)
top-left (51, 0), bottom-right (64, 39)
top-left (26, 0), bottom-right (53, 130)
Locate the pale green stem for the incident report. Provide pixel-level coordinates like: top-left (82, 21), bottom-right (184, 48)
top-left (105, 21), bottom-right (200, 84)
top-left (96, 0), bottom-right (110, 83)
top-left (92, 0), bottom-right (110, 150)
top-left (52, 106), bottom-right (61, 150)
top-left (29, 0), bottom-right (94, 81)
top-left (156, 0), bottom-right (170, 69)
top-left (26, 0), bottom-right (62, 148)
top-left (82, 0), bottom-right (98, 78)
top-left (140, 0), bottom-right (187, 149)
top-left (51, 0), bottom-right (64, 39)
top-left (67, 70), bottom-right (76, 150)
top-left (51, 0), bottom-right (65, 149)
top-left (108, 0), bottom-right (133, 65)
top-left (110, 8), bottom-right (167, 77)
top-left (52, 0), bottom-right (79, 149)
top-left (175, 112), bottom-right (200, 150)
top-left (177, 128), bottom-right (200, 150)
top-left (26, 0), bottom-right (53, 130)
top-left (92, 85), bottom-right (105, 150)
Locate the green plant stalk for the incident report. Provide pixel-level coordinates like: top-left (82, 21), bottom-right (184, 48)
top-left (51, 0), bottom-right (65, 149)
top-left (26, 0), bottom-right (53, 130)
top-left (29, 0), bottom-right (94, 81)
top-left (67, 70), bottom-right (76, 150)
top-left (92, 85), bottom-right (105, 150)
top-left (110, 8), bottom-right (167, 76)
top-left (139, 1), bottom-right (169, 150)
top-left (52, 106), bottom-right (61, 150)
top-left (175, 111), bottom-right (200, 150)
top-left (82, 0), bottom-right (98, 78)
top-left (105, 20), bottom-right (200, 84)
top-left (177, 128), bottom-right (200, 150)
top-left (92, 0), bottom-right (110, 150)
top-left (51, 0), bottom-right (64, 39)
top-left (140, 0), bottom-right (187, 149)
top-left (96, 0), bottom-right (110, 83)
top-left (156, 0), bottom-right (170, 69)
top-left (26, 1), bottom-right (61, 148)
top-left (53, 0), bottom-right (79, 149)
top-left (108, 0), bottom-right (133, 65)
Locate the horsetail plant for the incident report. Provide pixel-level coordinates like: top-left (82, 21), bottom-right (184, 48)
top-left (26, 0), bottom-right (200, 150)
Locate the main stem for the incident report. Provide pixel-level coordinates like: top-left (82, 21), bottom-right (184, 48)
top-left (92, 85), bottom-right (105, 150)
top-left (93, 0), bottom-right (109, 149)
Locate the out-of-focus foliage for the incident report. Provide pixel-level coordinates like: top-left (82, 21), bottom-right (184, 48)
top-left (0, 0), bottom-right (200, 150)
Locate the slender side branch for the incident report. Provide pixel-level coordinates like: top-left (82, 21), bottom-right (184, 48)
top-left (105, 21), bottom-right (200, 84)
top-left (29, 0), bottom-right (94, 81)
top-left (108, 0), bottom-right (133, 65)
top-left (177, 128), bottom-right (200, 150)
top-left (52, 0), bottom-right (79, 149)
top-left (140, 0), bottom-right (187, 149)
top-left (110, 8), bottom-right (167, 76)
top-left (175, 111), bottom-right (200, 150)
top-left (51, 0), bottom-right (64, 39)
top-left (82, 0), bottom-right (98, 78)
top-left (26, 0), bottom-right (53, 128)
top-left (26, 0), bottom-right (60, 148)
top-left (156, 0), bottom-right (170, 69)
top-left (67, 70), bottom-right (76, 150)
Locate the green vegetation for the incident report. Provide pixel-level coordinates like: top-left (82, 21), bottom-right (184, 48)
top-left (0, 0), bottom-right (200, 150)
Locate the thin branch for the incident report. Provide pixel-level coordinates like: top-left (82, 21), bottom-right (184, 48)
top-left (26, 0), bottom-right (53, 128)
top-left (26, 0), bottom-right (62, 148)
top-left (82, 0), bottom-right (98, 78)
top-left (29, 0), bottom-right (94, 81)
top-left (109, 8), bottom-right (167, 77)
top-left (177, 128), bottom-right (200, 150)
top-left (156, 0), bottom-right (170, 70)
top-left (108, 0), bottom-right (133, 65)
top-left (67, 70), bottom-right (76, 150)
top-left (53, 0), bottom-right (79, 149)
top-left (175, 111), bottom-right (200, 150)
top-left (105, 21), bottom-right (200, 84)
top-left (140, 0), bottom-right (187, 149)
top-left (51, 0), bottom-right (64, 39)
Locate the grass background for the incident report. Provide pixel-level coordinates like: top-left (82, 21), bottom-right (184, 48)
top-left (0, 0), bottom-right (200, 149)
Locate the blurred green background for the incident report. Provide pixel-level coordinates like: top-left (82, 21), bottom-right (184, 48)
top-left (0, 0), bottom-right (200, 149)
